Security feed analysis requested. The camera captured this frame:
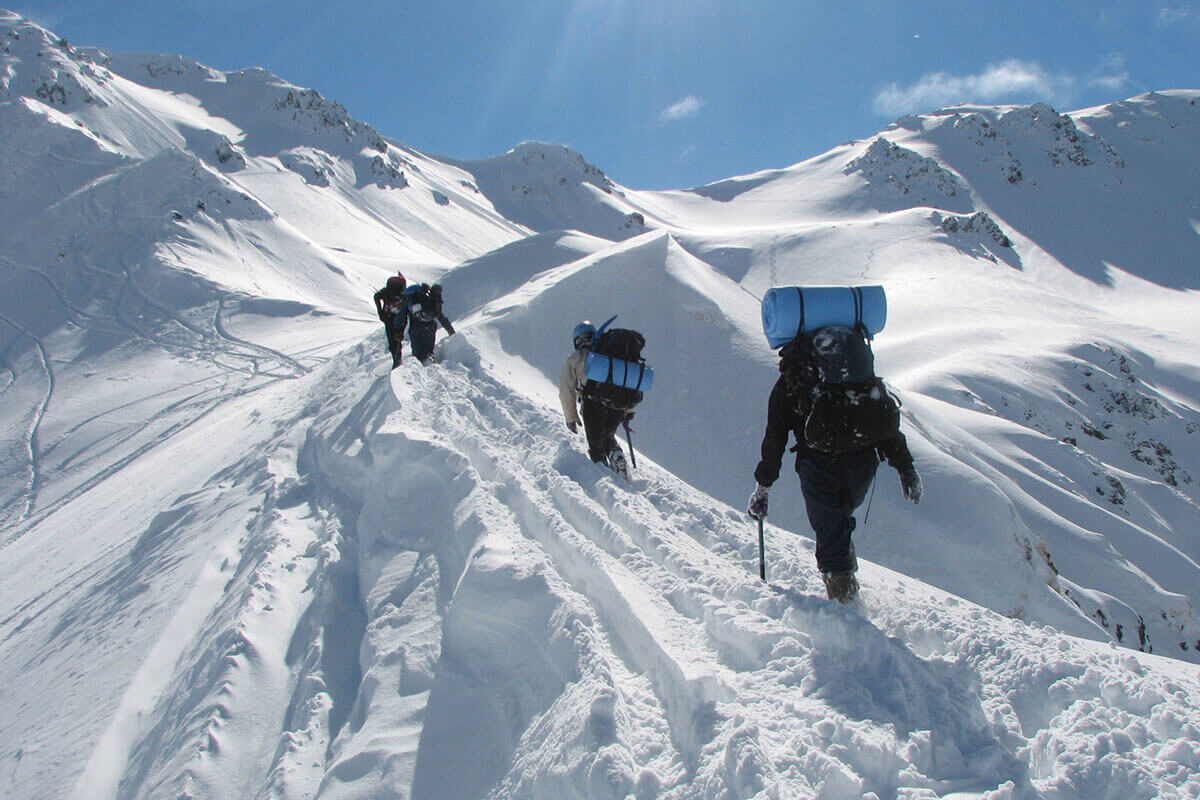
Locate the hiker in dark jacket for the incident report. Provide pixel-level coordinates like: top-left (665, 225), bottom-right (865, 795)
top-left (374, 273), bottom-right (408, 368)
top-left (398, 282), bottom-right (455, 365)
top-left (747, 335), bottom-right (921, 602)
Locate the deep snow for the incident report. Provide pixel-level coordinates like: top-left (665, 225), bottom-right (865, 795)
top-left (2, 10), bottom-right (1200, 800)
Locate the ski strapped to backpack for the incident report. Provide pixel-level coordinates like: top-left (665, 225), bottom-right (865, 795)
top-left (583, 315), bottom-right (653, 411)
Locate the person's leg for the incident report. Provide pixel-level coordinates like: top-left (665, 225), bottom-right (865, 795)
top-left (599, 406), bottom-right (624, 456)
top-left (409, 322), bottom-right (436, 363)
top-left (796, 450), bottom-right (878, 574)
top-left (383, 320), bottom-right (400, 364)
top-left (581, 398), bottom-right (608, 461)
top-left (842, 448), bottom-right (879, 513)
top-left (600, 407), bottom-right (628, 476)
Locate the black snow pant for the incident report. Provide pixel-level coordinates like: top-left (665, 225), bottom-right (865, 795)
top-left (408, 320), bottom-right (437, 363)
top-left (383, 319), bottom-right (403, 367)
top-left (795, 448), bottom-right (879, 574)
top-left (580, 397), bottom-right (626, 463)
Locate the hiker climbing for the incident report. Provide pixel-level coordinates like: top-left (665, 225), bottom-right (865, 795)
top-left (373, 272), bottom-right (409, 368)
top-left (559, 316), bottom-right (653, 479)
top-left (747, 286), bottom-right (921, 602)
top-left (398, 281), bottom-right (456, 365)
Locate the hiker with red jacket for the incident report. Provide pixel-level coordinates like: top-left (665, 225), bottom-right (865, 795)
top-left (374, 273), bottom-right (408, 368)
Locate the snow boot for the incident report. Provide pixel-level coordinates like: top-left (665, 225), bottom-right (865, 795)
top-left (822, 570), bottom-right (859, 603)
top-left (606, 449), bottom-right (628, 479)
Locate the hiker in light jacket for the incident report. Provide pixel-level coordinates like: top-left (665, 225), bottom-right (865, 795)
top-left (559, 320), bottom-right (628, 475)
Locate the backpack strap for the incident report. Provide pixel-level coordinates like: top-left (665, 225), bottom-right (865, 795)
top-left (851, 287), bottom-right (873, 340)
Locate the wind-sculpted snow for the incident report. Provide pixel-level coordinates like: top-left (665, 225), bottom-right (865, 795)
top-left (263, 335), bottom-right (1200, 799)
top-left (4, 11), bottom-right (1200, 798)
top-left (436, 229), bottom-right (614, 316)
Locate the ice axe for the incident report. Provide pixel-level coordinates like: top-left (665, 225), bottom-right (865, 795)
top-left (622, 418), bottom-right (637, 471)
top-left (757, 517), bottom-right (766, 580)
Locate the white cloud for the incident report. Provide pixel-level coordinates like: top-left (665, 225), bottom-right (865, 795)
top-left (1084, 53), bottom-right (1132, 94)
top-left (660, 95), bottom-right (706, 122)
top-left (1157, 3), bottom-right (1200, 26)
top-left (1088, 73), bottom-right (1131, 92)
top-left (872, 59), bottom-right (1131, 117)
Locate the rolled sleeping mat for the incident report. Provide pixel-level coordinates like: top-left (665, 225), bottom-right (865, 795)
top-left (585, 353), bottom-right (655, 391)
top-left (761, 285), bottom-right (887, 349)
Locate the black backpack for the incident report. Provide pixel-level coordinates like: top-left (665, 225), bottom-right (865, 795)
top-left (789, 326), bottom-right (901, 454)
top-left (584, 328), bottom-right (646, 412)
top-left (405, 283), bottom-right (443, 323)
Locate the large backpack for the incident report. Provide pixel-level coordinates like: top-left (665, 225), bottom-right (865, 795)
top-left (379, 274), bottom-right (408, 315)
top-left (791, 326), bottom-right (901, 454)
top-left (404, 283), bottom-right (443, 323)
top-left (583, 327), bottom-right (649, 412)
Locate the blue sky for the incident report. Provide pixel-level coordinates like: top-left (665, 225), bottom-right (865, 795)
top-left (14, 1), bottom-right (1200, 189)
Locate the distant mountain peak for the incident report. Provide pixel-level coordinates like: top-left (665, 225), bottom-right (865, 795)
top-left (502, 141), bottom-right (617, 194)
top-left (845, 136), bottom-right (971, 210)
top-left (446, 141), bottom-right (651, 239)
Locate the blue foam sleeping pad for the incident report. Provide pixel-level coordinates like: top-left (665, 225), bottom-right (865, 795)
top-left (761, 285), bottom-right (887, 349)
top-left (584, 353), bottom-right (654, 391)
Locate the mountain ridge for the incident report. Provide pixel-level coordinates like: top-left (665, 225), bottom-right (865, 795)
top-left (2, 11), bottom-right (1200, 799)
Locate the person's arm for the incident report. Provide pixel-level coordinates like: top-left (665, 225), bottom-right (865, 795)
top-left (373, 290), bottom-right (387, 321)
top-left (877, 431), bottom-right (913, 471)
top-left (437, 311), bottom-right (456, 336)
top-left (559, 352), bottom-right (584, 427)
top-left (753, 379), bottom-right (793, 488)
top-left (878, 431), bottom-right (922, 504)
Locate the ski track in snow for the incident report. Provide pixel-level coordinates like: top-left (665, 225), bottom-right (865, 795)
top-left (0, 243), bottom-right (317, 538)
top-left (0, 309), bottom-right (55, 523)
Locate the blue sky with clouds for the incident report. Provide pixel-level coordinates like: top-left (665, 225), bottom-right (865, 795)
top-left (13, 1), bottom-right (1200, 189)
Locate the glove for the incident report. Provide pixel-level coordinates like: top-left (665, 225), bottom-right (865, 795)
top-left (900, 465), bottom-right (922, 505)
top-left (747, 484), bottom-right (770, 520)
top-left (567, 420), bottom-right (579, 434)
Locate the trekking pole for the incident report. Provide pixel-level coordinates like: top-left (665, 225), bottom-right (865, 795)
top-left (757, 517), bottom-right (766, 580)
top-left (623, 419), bottom-right (637, 470)
top-left (862, 472), bottom-right (879, 526)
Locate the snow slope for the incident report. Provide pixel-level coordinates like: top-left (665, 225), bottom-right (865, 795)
top-left (2, 11), bottom-right (1200, 800)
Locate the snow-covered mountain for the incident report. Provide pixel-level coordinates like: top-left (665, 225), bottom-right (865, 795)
top-left (2, 10), bottom-right (1199, 799)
